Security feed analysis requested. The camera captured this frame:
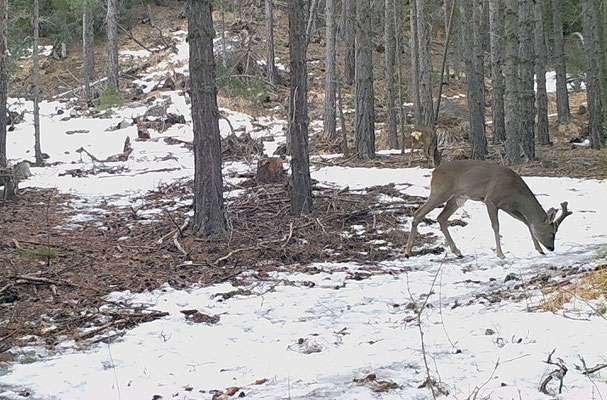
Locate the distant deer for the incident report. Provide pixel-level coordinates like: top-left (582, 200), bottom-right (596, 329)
top-left (404, 160), bottom-right (572, 259)
top-left (408, 124), bottom-right (441, 168)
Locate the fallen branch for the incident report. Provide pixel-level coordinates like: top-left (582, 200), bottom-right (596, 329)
top-left (53, 61), bottom-right (151, 99)
top-left (539, 349), bottom-right (568, 395)
top-left (172, 217), bottom-right (190, 255)
top-left (12, 275), bottom-right (75, 287)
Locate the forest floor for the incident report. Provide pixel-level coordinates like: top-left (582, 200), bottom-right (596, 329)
top-left (1, 2), bottom-right (607, 399)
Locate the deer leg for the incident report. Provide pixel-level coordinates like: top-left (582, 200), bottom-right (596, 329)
top-left (405, 196), bottom-right (446, 257)
top-left (436, 198), bottom-right (463, 257)
top-left (408, 141), bottom-right (415, 167)
top-left (486, 203), bottom-right (505, 259)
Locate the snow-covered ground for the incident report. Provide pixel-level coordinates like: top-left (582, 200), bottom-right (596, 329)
top-left (2, 31), bottom-right (607, 400)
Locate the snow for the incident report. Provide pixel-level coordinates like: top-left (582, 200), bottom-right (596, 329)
top-left (2, 28), bottom-right (607, 400)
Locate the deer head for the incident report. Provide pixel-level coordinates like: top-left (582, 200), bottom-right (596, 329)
top-left (530, 202), bottom-right (573, 251)
top-left (408, 124), bottom-right (441, 168)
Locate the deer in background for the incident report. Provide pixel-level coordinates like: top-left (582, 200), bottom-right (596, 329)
top-left (408, 124), bottom-right (441, 168)
top-left (404, 160), bottom-right (573, 259)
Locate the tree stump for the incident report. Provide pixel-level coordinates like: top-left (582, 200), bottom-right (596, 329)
top-left (256, 157), bottom-right (286, 184)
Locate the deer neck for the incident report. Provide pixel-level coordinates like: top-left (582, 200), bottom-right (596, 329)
top-left (515, 193), bottom-right (548, 226)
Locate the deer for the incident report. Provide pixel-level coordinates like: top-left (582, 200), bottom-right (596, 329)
top-left (404, 160), bottom-right (572, 259)
top-left (408, 124), bottom-right (441, 168)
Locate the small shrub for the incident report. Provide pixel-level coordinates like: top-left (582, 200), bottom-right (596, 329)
top-left (95, 85), bottom-right (123, 111)
top-left (16, 247), bottom-right (58, 262)
top-left (215, 66), bottom-right (268, 104)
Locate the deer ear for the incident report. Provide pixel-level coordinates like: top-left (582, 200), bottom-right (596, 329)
top-left (546, 207), bottom-right (557, 223)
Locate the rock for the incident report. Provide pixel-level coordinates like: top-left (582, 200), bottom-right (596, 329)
top-left (138, 126), bottom-right (151, 139)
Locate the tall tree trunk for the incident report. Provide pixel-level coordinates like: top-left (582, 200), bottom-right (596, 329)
top-left (343, 0), bottom-right (355, 86)
top-left (598, 0), bottom-right (607, 134)
top-left (305, 0), bottom-right (320, 43)
top-left (384, 0), bottom-right (398, 149)
top-left (534, 0), bottom-right (550, 145)
top-left (0, 0), bottom-right (7, 169)
top-left (289, 0), bottom-right (313, 213)
top-left (106, 0), bottom-right (120, 90)
top-left (583, 0), bottom-right (604, 149)
top-left (461, 0), bottom-right (487, 159)
top-left (488, 0), bottom-right (506, 143)
top-left (410, 1), bottom-right (422, 124)
top-left (518, 0), bottom-right (536, 160)
top-left (33, 0), bottom-right (43, 165)
top-left (416, 0), bottom-right (434, 126)
top-left (443, 0), bottom-right (452, 84)
top-left (551, 0), bottom-right (571, 124)
top-left (189, 0), bottom-right (225, 236)
top-left (265, 0), bottom-right (277, 84)
top-left (504, 0), bottom-right (521, 164)
top-left (83, 0), bottom-right (95, 101)
top-left (324, 0), bottom-right (337, 140)
top-left (355, 0), bottom-right (375, 159)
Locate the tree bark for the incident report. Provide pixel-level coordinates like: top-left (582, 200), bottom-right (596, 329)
top-left (33, 0), bottom-right (43, 165)
top-left (324, 0), bottom-right (337, 140)
top-left (343, 0), bottom-right (355, 86)
top-left (518, 0), bottom-right (536, 160)
top-left (107, 0), bottom-right (120, 90)
top-left (416, 0), bottom-right (434, 126)
top-left (409, 1), bottom-right (422, 124)
top-left (288, 0), bottom-right (313, 213)
top-left (534, 0), bottom-right (550, 145)
top-left (355, 0), bottom-right (375, 159)
top-left (504, 0), bottom-right (521, 164)
top-left (461, 0), bottom-right (487, 159)
top-left (488, 0), bottom-right (506, 143)
top-left (264, 0), bottom-right (277, 84)
top-left (189, 0), bottom-right (225, 236)
top-left (0, 0), bottom-right (7, 169)
top-left (83, 0), bottom-right (95, 101)
top-left (583, 0), bottom-right (604, 149)
top-left (551, 0), bottom-right (571, 124)
top-left (384, 0), bottom-right (398, 149)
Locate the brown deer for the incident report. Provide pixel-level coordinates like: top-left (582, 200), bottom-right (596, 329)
top-left (404, 160), bottom-right (572, 259)
top-left (408, 124), bottom-right (441, 168)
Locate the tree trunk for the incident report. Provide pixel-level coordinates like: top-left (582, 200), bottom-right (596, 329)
top-left (534, 0), bottom-right (550, 145)
top-left (488, 0), bottom-right (506, 143)
top-left (0, 0), bottom-right (7, 169)
top-left (518, 0), bottom-right (536, 160)
top-left (443, 0), bottom-right (451, 84)
top-left (410, 1), bottom-right (422, 124)
top-left (189, 0), bottom-right (225, 236)
top-left (289, 0), bottom-right (313, 213)
top-left (324, 0), bottom-right (337, 140)
top-left (416, 0), bottom-right (434, 126)
top-left (83, 0), bottom-right (95, 101)
top-left (355, 0), bottom-right (375, 159)
top-left (306, 0), bottom-right (320, 43)
top-left (384, 0), bottom-right (398, 149)
top-left (583, 0), bottom-right (604, 149)
top-left (107, 0), bottom-right (120, 90)
top-left (343, 0), bottom-right (355, 86)
top-left (551, 0), bottom-right (571, 124)
top-left (265, 0), bottom-right (277, 84)
top-left (33, 0), bottom-right (43, 165)
top-left (504, 0), bottom-right (521, 164)
top-left (461, 0), bottom-right (487, 159)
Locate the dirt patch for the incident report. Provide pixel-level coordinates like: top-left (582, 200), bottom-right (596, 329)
top-left (0, 180), bottom-right (439, 354)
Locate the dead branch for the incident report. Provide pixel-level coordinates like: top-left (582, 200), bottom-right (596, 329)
top-left (12, 275), bottom-right (75, 287)
top-left (539, 349), bottom-right (568, 395)
top-left (172, 216), bottom-right (190, 255)
top-left (578, 355), bottom-right (607, 375)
